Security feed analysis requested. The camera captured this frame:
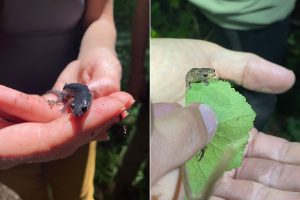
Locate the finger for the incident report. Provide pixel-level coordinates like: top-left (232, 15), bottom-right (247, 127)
top-left (151, 102), bottom-right (182, 132)
top-left (0, 92), bottom-right (134, 167)
top-left (81, 121), bottom-right (115, 145)
top-left (0, 110), bottom-right (24, 123)
top-left (0, 121), bottom-right (14, 129)
top-left (82, 116), bottom-right (121, 144)
top-left (246, 130), bottom-right (300, 165)
top-left (208, 197), bottom-right (226, 200)
top-left (152, 102), bottom-right (182, 117)
top-left (81, 49), bottom-right (122, 97)
top-left (0, 85), bottom-right (62, 122)
top-left (213, 49), bottom-right (295, 94)
top-left (151, 169), bottom-right (185, 200)
top-left (42, 91), bottom-right (134, 149)
top-left (95, 132), bottom-right (109, 142)
top-left (214, 177), bottom-right (300, 200)
top-left (88, 76), bottom-right (120, 98)
top-left (236, 157), bottom-right (300, 192)
top-left (151, 103), bottom-right (217, 184)
top-left (108, 91), bottom-right (136, 108)
top-left (52, 60), bottom-right (80, 90)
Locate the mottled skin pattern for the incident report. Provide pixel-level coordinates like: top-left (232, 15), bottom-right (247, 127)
top-left (185, 68), bottom-right (216, 89)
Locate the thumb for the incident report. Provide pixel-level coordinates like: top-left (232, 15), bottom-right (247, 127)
top-left (151, 103), bottom-right (217, 184)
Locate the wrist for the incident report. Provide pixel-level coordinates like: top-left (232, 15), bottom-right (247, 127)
top-left (79, 19), bottom-right (117, 59)
top-left (78, 46), bottom-right (117, 61)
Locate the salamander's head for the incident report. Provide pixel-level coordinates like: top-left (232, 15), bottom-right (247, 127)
top-left (70, 100), bottom-right (91, 116)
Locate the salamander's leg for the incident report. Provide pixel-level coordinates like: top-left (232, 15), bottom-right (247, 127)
top-left (60, 100), bottom-right (71, 113)
top-left (203, 79), bottom-right (209, 86)
top-left (46, 89), bottom-right (65, 110)
top-left (186, 81), bottom-right (191, 90)
top-left (46, 89), bottom-right (65, 103)
top-left (46, 89), bottom-right (62, 97)
top-left (197, 147), bottom-right (206, 161)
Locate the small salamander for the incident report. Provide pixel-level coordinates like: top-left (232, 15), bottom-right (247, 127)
top-left (185, 68), bottom-right (217, 90)
top-left (59, 83), bottom-right (92, 116)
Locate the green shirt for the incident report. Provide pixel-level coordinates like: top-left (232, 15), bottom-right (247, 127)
top-left (189, 0), bottom-right (296, 30)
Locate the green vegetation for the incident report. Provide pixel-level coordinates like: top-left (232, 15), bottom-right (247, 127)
top-left (185, 80), bottom-right (255, 196)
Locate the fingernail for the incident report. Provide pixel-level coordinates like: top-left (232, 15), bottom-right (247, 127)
top-left (199, 104), bottom-right (217, 138)
top-left (113, 110), bottom-right (129, 124)
top-left (120, 110), bottom-right (129, 120)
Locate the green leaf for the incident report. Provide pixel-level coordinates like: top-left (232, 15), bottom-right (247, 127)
top-left (185, 80), bottom-right (256, 197)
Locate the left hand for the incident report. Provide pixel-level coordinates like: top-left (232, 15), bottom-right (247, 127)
top-left (211, 131), bottom-right (300, 200)
top-left (151, 38), bottom-right (295, 105)
top-left (53, 47), bottom-right (121, 98)
top-left (152, 125), bottom-right (300, 200)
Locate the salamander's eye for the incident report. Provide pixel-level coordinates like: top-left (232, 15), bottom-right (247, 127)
top-left (70, 103), bottom-right (75, 109)
top-left (81, 105), bottom-right (88, 113)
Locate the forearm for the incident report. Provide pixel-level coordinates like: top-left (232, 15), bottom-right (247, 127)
top-left (78, 0), bottom-right (117, 59)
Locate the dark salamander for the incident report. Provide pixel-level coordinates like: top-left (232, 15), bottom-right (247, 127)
top-left (62, 83), bottom-right (92, 116)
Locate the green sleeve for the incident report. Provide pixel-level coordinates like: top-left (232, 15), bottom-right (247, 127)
top-left (189, 0), bottom-right (296, 30)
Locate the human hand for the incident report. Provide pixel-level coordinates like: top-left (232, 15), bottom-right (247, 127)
top-left (46, 46), bottom-right (123, 142)
top-left (0, 85), bottom-right (133, 169)
top-left (152, 123), bottom-right (300, 200)
top-left (53, 47), bottom-right (121, 98)
top-left (150, 38), bottom-right (295, 104)
top-left (211, 130), bottom-right (300, 200)
top-left (151, 102), bottom-right (217, 199)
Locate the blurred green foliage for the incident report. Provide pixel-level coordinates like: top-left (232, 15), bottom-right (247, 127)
top-left (151, 0), bottom-right (211, 38)
top-left (287, 117), bottom-right (300, 141)
top-left (274, 26), bottom-right (300, 141)
top-left (152, 0), bottom-right (300, 141)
